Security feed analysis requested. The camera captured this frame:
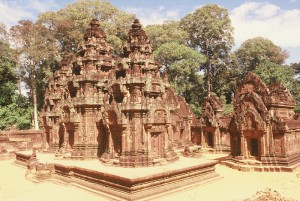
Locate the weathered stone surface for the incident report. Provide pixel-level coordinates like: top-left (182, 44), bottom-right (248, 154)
top-left (42, 18), bottom-right (115, 159)
top-left (192, 96), bottom-right (230, 153)
top-left (25, 150), bottom-right (55, 182)
top-left (0, 130), bottom-right (44, 160)
top-left (227, 72), bottom-right (300, 171)
top-left (16, 151), bottom-right (219, 201)
top-left (42, 19), bottom-right (195, 166)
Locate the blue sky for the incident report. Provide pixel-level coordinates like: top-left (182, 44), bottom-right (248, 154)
top-left (0, 0), bottom-right (300, 64)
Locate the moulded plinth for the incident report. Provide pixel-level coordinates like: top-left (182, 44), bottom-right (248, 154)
top-left (220, 156), bottom-right (300, 172)
top-left (15, 151), bottom-right (221, 201)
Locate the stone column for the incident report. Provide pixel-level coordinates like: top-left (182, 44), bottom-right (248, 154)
top-left (240, 131), bottom-right (245, 158)
top-left (107, 127), bottom-right (113, 155)
top-left (213, 129), bottom-right (217, 149)
top-left (214, 128), bottom-right (221, 151)
top-left (147, 129), bottom-right (152, 154)
top-left (200, 128), bottom-right (205, 147)
top-left (268, 126), bottom-right (274, 156)
top-left (163, 128), bottom-right (168, 151)
top-left (63, 125), bottom-right (70, 151)
top-left (121, 129), bottom-right (126, 154)
top-left (187, 119), bottom-right (192, 141)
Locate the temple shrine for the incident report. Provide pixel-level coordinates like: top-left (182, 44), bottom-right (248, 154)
top-left (29, 19), bottom-right (221, 200)
top-left (225, 72), bottom-right (300, 171)
top-left (9, 15), bottom-right (300, 201)
top-left (192, 96), bottom-right (230, 153)
top-left (42, 19), bottom-right (115, 159)
top-left (42, 19), bottom-right (195, 167)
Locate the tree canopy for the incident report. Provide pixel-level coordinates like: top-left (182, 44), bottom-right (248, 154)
top-left (10, 20), bottom-right (57, 130)
top-left (1, 2), bottom-right (300, 130)
top-left (235, 37), bottom-right (289, 76)
top-left (180, 4), bottom-right (234, 96)
top-left (154, 42), bottom-right (206, 115)
top-left (0, 41), bottom-right (31, 130)
top-left (145, 21), bottom-right (189, 49)
top-left (38, 0), bottom-right (135, 53)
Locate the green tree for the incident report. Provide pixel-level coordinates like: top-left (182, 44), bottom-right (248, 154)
top-left (145, 21), bottom-right (189, 49)
top-left (0, 89), bottom-right (32, 130)
top-left (180, 4), bottom-right (234, 96)
top-left (254, 61), bottom-right (300, 105)
top-left (154, 42), bottom-right (206, 115)
top-left (38, 0), bottom-right (135, 53)
top-left (235, 37), bottom-right (288, 75)
top-left (10, 20), bottom-right (57, 130)
top-left (0, 41), bottom-right (31, 130)
top-left (253, 61), bottom-right (294, 86)
top-left (291, 62), bottom-right (300, 76)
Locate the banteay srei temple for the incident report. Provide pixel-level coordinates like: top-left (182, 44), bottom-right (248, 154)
top-left (41, 19), bottom-right (193, 166)
top-left (2, 18), bottom-right (300, 200)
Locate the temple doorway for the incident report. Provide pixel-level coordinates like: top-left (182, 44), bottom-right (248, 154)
top-left (207, 132), bottom-right (214, 147)
top-left (110, 126), bottom-right (122, 158)
top-left (250, 138), bottom-right (259, 156)
top-left (58, 124), bottom-right (65, 148)
top-left (245, 135), bottom-right (261, 159)
top-left (180, 129), bottom-right (184, 141)
top-left (68, 130), bottom-right (74, 148)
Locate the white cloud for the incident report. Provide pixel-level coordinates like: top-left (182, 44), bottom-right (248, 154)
top-left (158, 6), bottom-right (165, 11)
top-left (193, 5), bottom-right (203, 11)
top-left (230, 2), bottom-right (300, 48)
top-left (124, 6), bottom-right (180, 26)
top-left (28, 0), bottom-right (59, 13)
top-left (0, 2), bottom-right (33, 26)
top-left (0, 0), bottom-right (58, 27)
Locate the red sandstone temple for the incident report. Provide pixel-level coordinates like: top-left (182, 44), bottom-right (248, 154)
top-left (192, 96), bottom-right (230, 153)
top-left (227, 72), bottom-right (300, 171)
top-left (42, 19), bottom-right (194, 167)
top-left (41, 19), bottom-right (300, 171)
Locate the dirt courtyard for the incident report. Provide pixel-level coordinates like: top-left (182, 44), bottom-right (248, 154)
top-left (0, 158), bottom-right (299, 201)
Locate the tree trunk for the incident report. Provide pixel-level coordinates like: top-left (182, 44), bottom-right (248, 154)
top-left (32, 87), bottom-right (39, 130)
top-left (205, 41), bottom-right (212, 97)
top-left (30, 63), bottom-right (39, 130)
top-left (207, 62), bottom-right (211, 97)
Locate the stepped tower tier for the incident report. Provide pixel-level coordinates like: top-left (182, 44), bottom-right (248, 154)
top-left (42, 19), bottom-right (117, 159)
top-left (42, 19), bottom-right (196, 166)
top-left (100, 19), bottom-right (179, 167)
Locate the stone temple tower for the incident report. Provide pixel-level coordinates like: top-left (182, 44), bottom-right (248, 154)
top-left (42, 19), bottom-right (194, 166)
top-left (42, 19), bottom-right (115, 159)
top-left (100, 19), bottom-right (178, 166)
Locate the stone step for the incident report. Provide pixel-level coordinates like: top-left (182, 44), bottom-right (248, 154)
top-left (220, 159), bottom-right (296, 172)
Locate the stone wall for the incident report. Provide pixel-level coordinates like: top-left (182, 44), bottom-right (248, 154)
top-left (0, 130), bottom-right (44, 158)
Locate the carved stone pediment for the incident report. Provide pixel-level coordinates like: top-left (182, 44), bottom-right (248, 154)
top-left (201, 95), bottom-right (223, 128)
top-left (241, 108), bottom-right (265, 131)
top-left (232, 72), bottom-right (269, 133)
top-left (268, 82), bottom-right (296, 107)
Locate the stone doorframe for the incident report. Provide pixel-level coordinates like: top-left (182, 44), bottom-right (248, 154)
top-left (242, 130), bottom-right (263, 160)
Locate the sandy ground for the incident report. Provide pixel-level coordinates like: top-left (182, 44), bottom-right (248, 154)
top-left (0, 156), bottom-right (299, 201)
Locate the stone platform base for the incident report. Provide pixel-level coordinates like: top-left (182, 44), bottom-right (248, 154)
top-left (220, 158), bottom-right (300, 172)
top-left (201, 147), bottom-right (231, 154)
top-left (0, 152), bottom-right (15, 160)
top-left (15, 151), bottom-right (221, 201)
